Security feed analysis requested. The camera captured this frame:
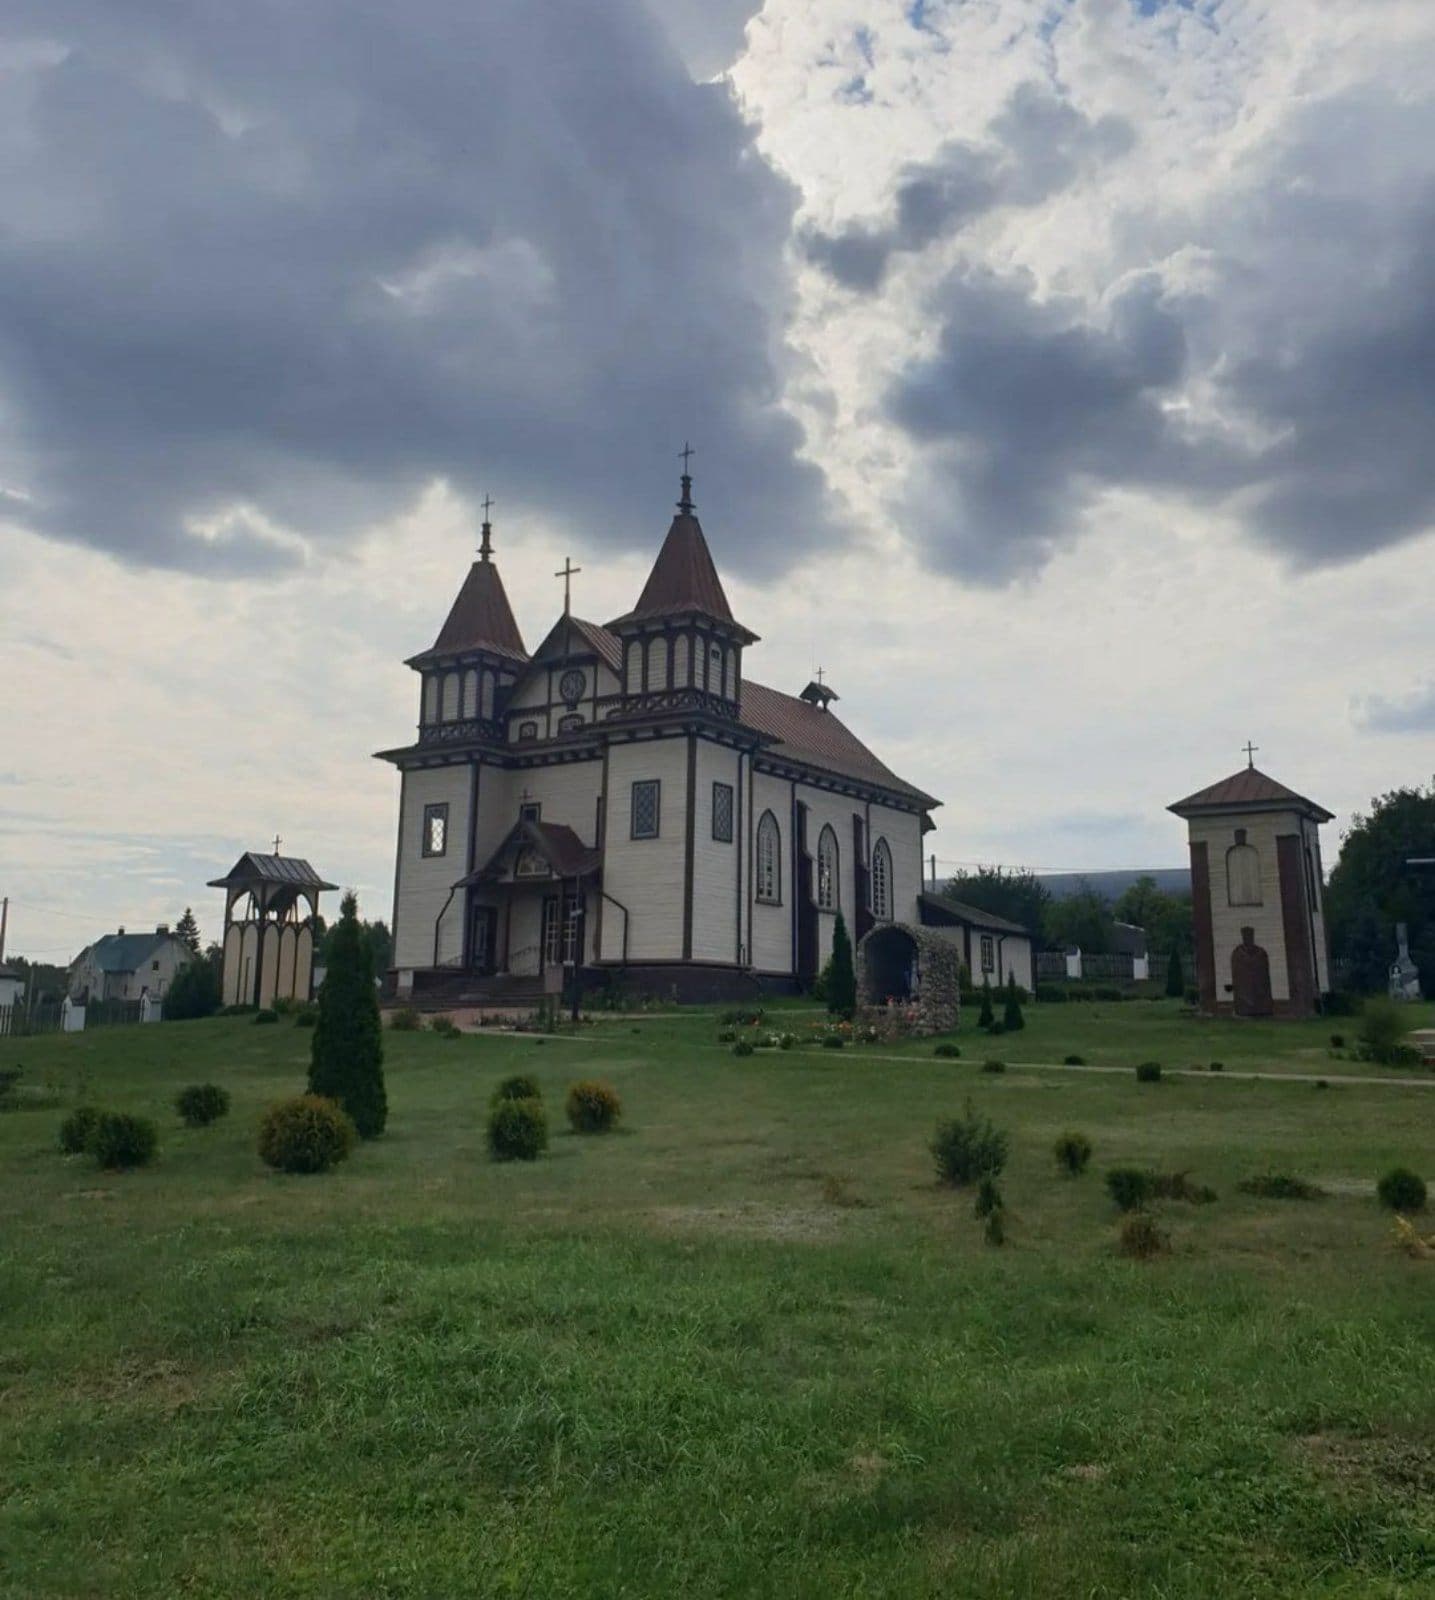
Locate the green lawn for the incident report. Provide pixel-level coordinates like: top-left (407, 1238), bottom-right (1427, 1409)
top-left (2, 1004), bottom-right (1434, 1598)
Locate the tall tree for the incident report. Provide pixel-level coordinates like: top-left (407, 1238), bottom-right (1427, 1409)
top-left (1114, 876), bottom-right (1194, 961)
top-left (827, 912), bottom-right (856, 1019)
top-left (174, 907), bottom-right (202, 955)
top-left (942, 866), bottom-right (1049, 936)
top-left (308, 891), bottom-right (387, 1137)
top-left (1326, 783), bottom-right (1435, 992)
top-left (1045, 883), bottom-right (1116, 954)
top-left (164, 957), bottom-right (220, 1020)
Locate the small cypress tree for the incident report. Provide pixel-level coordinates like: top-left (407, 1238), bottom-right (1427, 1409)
top-left (1165, 947), bottom-right (1184, 998)
top-left (827, 911), bottom-right (857, 1019)
top-left (308, 891), bottom-right (387, 1138)
top-left (977, 979), bottom-right (995, 1030)
top-left (1002, 974), bottom-right (1025, 1032)
top-left (164, 957), bottom-right (221, 1021)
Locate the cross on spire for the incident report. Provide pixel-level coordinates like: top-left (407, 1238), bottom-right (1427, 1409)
top-left (1243, 740), bottom-right (1259, 769)
top-left (272, 834), bottom-right (282, 856)
top-left (678, 441), bottom-right (695, 513)
top-left (554, 556), bottom-right (581, 616)
top-left (478, 495), bottom-right (495, 562)
top-left (815, 665), bottom-right (825, 686)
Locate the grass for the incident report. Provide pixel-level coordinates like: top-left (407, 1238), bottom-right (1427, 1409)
top-left (1, 1003), bottom-right (1434, 1597)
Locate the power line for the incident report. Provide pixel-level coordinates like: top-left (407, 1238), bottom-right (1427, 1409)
top-left (928, 856), bottom-right (1187, 875)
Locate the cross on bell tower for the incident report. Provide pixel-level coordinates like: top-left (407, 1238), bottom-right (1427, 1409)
top-left (478, 495), bottom-right (495, 562)
top-left (678, 441), bottom-right (695, 513)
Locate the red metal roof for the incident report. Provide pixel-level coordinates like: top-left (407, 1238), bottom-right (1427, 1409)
top-left (1168, 766), bottom-right (1332, 821)
top-left (741, 680), bottom-right (937, 806)
top-left (608, 511), bottom-right (745, 629)
top-left (421, 559), bottom-right (528, 663)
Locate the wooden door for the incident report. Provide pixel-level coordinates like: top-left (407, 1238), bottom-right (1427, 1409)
top-left (1231, 930), bottom-right (1273, 1017)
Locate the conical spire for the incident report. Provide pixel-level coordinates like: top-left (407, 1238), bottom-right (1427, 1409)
top-left (424, 505), bottom-right (527, 660)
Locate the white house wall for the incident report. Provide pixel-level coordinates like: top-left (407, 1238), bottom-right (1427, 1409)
top-left (600, 738), bottom-right (689, 962)
top-left (691, 738), bottom-right (743, 963)
top-left (393, 764), bottom-right (474, 969)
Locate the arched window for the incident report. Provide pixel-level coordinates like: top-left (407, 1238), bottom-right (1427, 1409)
top-left (817, 825), bottom-right (839, 911)
top-left (423, 675), bottom-right (439, 724)
top-left (1226, 830), bottom-right (1262, 907)
top-left (756, 811), bottom-right (781, 904)
top-left (649, 634), bottom-right (669, 691)
top-left (462, 669), bottom-right (479, 719)
top-left (871, 837), bottom-right (893, 921)
top-left (441, 671), bottom-right (460, 721)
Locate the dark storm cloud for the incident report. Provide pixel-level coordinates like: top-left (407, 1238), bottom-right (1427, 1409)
top-left (886, 90), bottom-right (1435, 581)
top-left (0, 0), bottom-right (827, 576)
top-left (801, 84), bottom-right (1133, 292)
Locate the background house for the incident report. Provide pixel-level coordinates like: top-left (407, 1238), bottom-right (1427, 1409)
top-left (68, 926), bottom-right (195, 1002)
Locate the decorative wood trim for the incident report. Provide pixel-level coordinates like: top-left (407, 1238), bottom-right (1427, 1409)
top-left (682, 734), bottom-right (697, 960)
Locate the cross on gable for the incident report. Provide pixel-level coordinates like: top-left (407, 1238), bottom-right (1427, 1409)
top-left (554, 556), bottom-right (581, 616)
top-left (1243, 741), bottom-right (1259, 768)
top-left (272, 834), bottom-right (282, 855)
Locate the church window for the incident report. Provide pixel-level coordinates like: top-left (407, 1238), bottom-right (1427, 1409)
top-left (872, 838), bottom-right (893, 921)
top-left (817, 825), bottom-right (839, 911)
top-left (441, 671), bottom-right (460, 721)
top-left (422, 803), bottom-right (448, 858)
top-left (756, 811), bottom-right (781, 903)
top-left (1226, 832), bottom-right (1262, 907)
top-left (980, 934), bottom-right (994, 973)
top-left (462, 669), bottom-right (478, 719)
top-left (516, 846), bottom-right (547, 878)
top-left (631, 780), bottom-right (660, 840)
top-left (517, 720), bottom-right (539, 742)
top-left (712, 782), bottom-right (734, 843)
top-left (480, 672), bottom-right (495, 720)
top-left (649, 635), bottom-right (669, 691)
top-left (423, 676), bottom-right (439, 724)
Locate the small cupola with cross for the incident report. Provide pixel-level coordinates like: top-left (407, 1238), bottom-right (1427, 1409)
top-left (799, 667), bottom-right (839, 711)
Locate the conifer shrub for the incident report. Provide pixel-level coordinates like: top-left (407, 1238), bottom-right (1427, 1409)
top-left (1135, 1061), bottom-right (1162, 1083)
top-left (253, 1009), bottom-right (279, 1025)
top-left (974, 1176), bottom-right (1003, 1219)
top-left (1359, 999), bottom-right (1412, 1065)
top-left (90, 1112), bottom-right (158, 1170)
top-left (1329, 1033), bottom-right (1346, 1051)
top-left (827, 912), bottom-right (857, 1019)
top-left (308, 891), bottom-right (387, 1138)
top-left (988, 1021), bottom-right (1005, 1037)
top-left (566, 1079), bottom-right (621, 1133)
top-left (930, 1099), bottom-right (1008, 1188)
top-left (58, 1105), bottom-right (102, 1155)
top-left (295, 1004), bottom-right (318, 1027)
top-left (1054, 1131), bottom-right (1092, 1176)
top-left (716, 1029), bottom-right (737, 1043)
top-left (176, 1084), bottom-right (230, 1128)
top-left (492, 1074), bottom-right (541, 1106)
top-left (1002, 976), bottom-right (1025, 1032)
top-left (428, 1014), bottom-right (461, 1038)
top-left (488, 1097), bottom-right (547, 1162)
top-left (977, 981), bottom-right (995, 1030)
top-left (933, 1042), bottom-right (961, 1059)
top-left (1106, 1166), bottom-right (1153, 1212)
top-left (1377, 1167), bottom-right (1427, 1212)
top-left (1063, 1053), bottom-right (1086, 1065)
top-left (981, 1059), bottom-right (1006, 1074)
top-left (258, 1094), bottom-right (355, 1174)
top-left (1165, 947), bottom-right (1184, 998)
top-left (1209, 1061), bottom-right (1225, 1073)
top-left (1238, 1173), bottom-right (1325, 1201)
top-left (163, 958), bottom-right (221, 1021)
top-left (821, 1034), bottom-right (845, 1050)
top-left (732, 1040), bottom-right (755, 1058)
top-left (388, 1006), bottom-right (422, 1032)
top-left (1118, 1213), bottom-right (1168, 1259)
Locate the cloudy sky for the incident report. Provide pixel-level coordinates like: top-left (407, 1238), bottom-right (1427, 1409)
top-left (3, 0), bottom-right (1433, 962)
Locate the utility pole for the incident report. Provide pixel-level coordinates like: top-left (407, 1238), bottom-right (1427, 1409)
top-left (929, 854), bottom-right (937, 892)
top-left (0, 896), bottom-right (8, 965)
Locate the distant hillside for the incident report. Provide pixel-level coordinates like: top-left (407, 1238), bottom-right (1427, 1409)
top-left (1035, 869), bottom-right (1190, 902)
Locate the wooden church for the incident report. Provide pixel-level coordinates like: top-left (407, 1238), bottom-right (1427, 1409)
top-left (377, 465), bottom-right (942, 1002)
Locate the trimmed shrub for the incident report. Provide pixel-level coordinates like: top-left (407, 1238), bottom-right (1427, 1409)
top-left (821, 1035), bottom-right (845, 1050)
top-left (732, 1040), bottom-right (755, 1058)
top-left (984, 1208), bottom-right (1007, 1247)
top-left (930, 1100), bottom-right (1008, 1188)
top-left (1151, 1170), bottom-right (1216, 1204)
top-left (977, 981), bottom-right (995, 1031)
top-left (295, 1004), bottom-right (318, 1028)
top-left (1106, 1166), bottom-right (1153, 1212)
top-left (827, 912), bottom-right (857, 1019)
top-left (1209, 1061), bottom-right (1225, 1073)
top-left (309, 891), bottom-right (387, 1139)
top-left (488, 1097), bottom-right (547, 1162)
top-left (175, 1084), bottom-right (230, 1128)
top-left (1329, 1033), bottom-right (1346, 1051)
top-left (492, 1074), bottom-right (541, 1106)
top-left (974, 1176), bottom-right (1003, 1219)
top-left (163, 958), bottom-right (221, 1021)
top-left (934, 1042), bottom-right (961, 1059)
top-left (429, 1014), bottom-right (462, 1039)
top-left (1002, 976), bottom-right (1025, 1033)
top-left (1118, 1213), bottom-right (1168, 1260)
top-left (90, 1112), bottom-right (158, 1170)
top-left (58, 1105), bottom-right (102, 1155)
top-left (1239, 1173), bottom-right (1325, 1201)
top-left (1054, 1131), bottom-right (1092, 1176)
top-left (1135, 1061), bottom-right (1162, 1083)
top-left (716, 1029), bottom-right (737, 1044)
top-left (253, 1009), bottom-right (279, 1025)
top-left (258, 1095), bottom-right (355, 1174)
top-left (566, 1080), bottom-right (621, 1134)
top-left (981, 1059), bottom-right (1006, 1074)
top-left (1359, 999), bottom-right (1412, 1065)
top-left (1377, 1167), bottom-right (1427, 1212)
top-left (1063, 1053), bottom-right (1085, 1066)
top-left (988, 1021), bottom-right (1006, 1037)
top-left (388, 1006), bottom-right (422, 1032)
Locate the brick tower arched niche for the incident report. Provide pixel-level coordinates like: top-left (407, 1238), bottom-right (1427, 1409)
top-left (1168, 762), bottom-right (1334, 1019)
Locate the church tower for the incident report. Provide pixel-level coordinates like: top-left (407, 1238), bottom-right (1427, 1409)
top-left (605, 460), bottom-right (758, 715)
top-left (405, 510), bottom-right (529, 741)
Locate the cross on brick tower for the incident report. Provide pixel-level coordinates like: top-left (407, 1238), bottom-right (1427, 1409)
top-left (554, 557), bottom-right (581, 616)
top-left (1243, 741), bottom-right (1259, 769)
